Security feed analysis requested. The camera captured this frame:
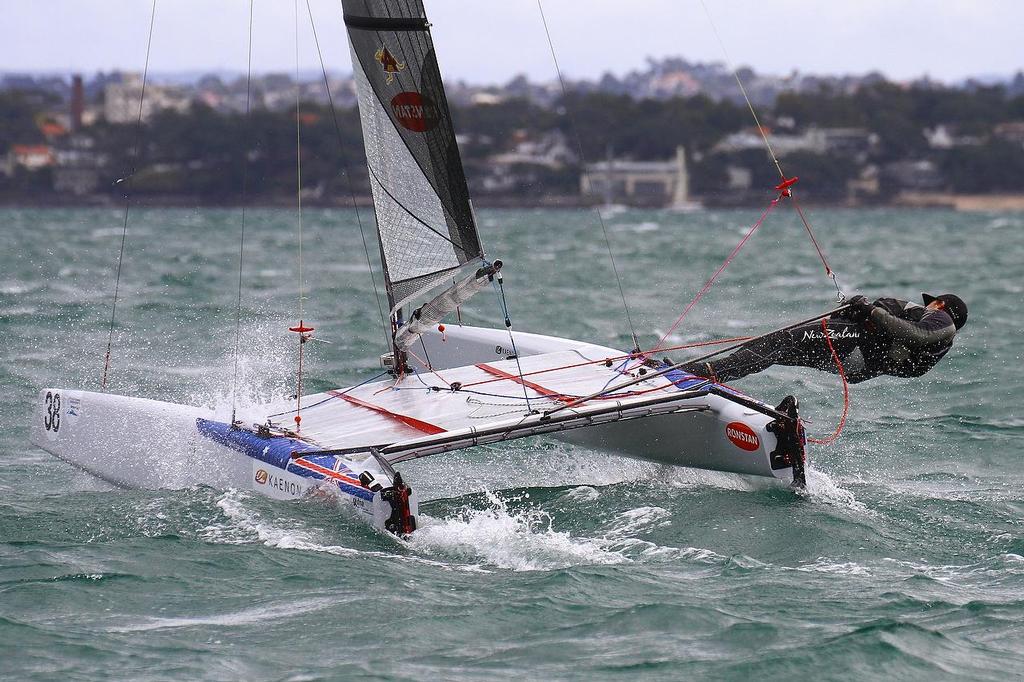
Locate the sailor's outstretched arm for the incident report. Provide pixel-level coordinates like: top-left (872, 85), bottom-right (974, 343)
top-left (868, 307), bottom-right (956, 347)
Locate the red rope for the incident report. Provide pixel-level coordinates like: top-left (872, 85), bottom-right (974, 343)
top-left (807, 317), bottom-right (848, 445)
top-left (458, 336), bottom-right (752, 390)
top-left (652, 197), bottom-right (780, 352)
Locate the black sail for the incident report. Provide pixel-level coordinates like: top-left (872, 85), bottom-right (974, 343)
top-left (342, 0), bottom-right (483, 312)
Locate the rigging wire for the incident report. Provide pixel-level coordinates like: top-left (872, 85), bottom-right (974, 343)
top-left (494, 275), bottom-right (533, 411)
top-left (230, 0), bottom-right (256, 425)
top-left (651, 196), bottom-right (781, 352)
top-left (294, 0), bottom-right (305, 324)
top-left (306, 0), bottom-right (391, 351)
top-left (290, 0), bottom-right (310, 429)
top-left (698, 0), bottom-right (784, 182)
top-left (536, 0), bottom-right (640, 352)
top-left (264, 370), bottom-right (388, 419)
top-left (698, 0), bottom-right (843, 300)
top-left (698, 1), bottom-right (848, 443)
top-left (101, 0), bottom-right (158, 390)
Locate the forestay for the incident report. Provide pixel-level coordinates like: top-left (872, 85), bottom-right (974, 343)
top-left (343, 0), bottom-right (485, 312)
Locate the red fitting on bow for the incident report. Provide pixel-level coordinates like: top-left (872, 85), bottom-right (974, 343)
top-left (775, 176), bottom-right (799, 198)
top-left (289, 322), bottom-right (314, 343)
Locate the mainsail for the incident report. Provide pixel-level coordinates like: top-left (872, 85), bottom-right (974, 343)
top-left (343, 0), bottom-right (484, 314)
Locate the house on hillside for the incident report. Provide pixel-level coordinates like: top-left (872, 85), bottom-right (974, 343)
top-left (714, 126), bottom-right (875, 159)
top-left (53, 135), bottom-right (106, 196)
top-left (924, 124), bottom-right (984, 149)
top-left (6, 145), bottom-right (55, 176)
top-left (104, 74), bottom-right (190, 123)
top-left (882, 160), bottom-right (944, 191)
top-left (994, 121), bottom-right (1024, 147)
top-left (475, 130), bottom-right (577, 196)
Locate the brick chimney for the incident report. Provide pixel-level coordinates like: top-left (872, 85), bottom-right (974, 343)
top-left (70, 74), bottom-right (84, 132)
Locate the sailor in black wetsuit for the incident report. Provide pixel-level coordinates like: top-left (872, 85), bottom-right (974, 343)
top-left (683, 293), bottom-right (968, 384)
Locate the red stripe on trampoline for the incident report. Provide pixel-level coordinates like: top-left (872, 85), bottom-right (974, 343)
top-left (329, 391), bottom-right (446, 435)
top-left (475, 363), bottom-right (575, 404)
top-left (291, 457), bottom-right (363, 487)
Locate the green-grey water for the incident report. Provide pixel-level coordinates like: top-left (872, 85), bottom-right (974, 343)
top-left (2, 206), bottom-right (1022, 680)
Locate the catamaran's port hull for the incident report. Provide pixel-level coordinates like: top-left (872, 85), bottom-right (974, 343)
top-left (28, 389), bottom-right (407, 532)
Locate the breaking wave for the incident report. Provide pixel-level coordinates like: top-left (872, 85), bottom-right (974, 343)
top-left (409, 490), bottom-right (724, 572)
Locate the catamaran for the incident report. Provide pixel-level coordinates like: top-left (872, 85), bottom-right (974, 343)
top-left (29, 0), bottom-right (818, 536)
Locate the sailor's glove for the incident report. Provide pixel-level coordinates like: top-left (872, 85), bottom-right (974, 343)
top-left (832, 295), bottom-right (865, 320)
top-left (843, 295), bottom-right (874, 323)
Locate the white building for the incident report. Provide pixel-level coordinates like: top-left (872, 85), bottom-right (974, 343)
top-left (581, 146), bottom-right (694, 208)
top-left (104, 74), bottom-right (190, 123)
top-left (714, 126), bottom-right (875, 157)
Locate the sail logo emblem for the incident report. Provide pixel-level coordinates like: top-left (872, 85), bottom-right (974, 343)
top-left (725, 422), bottom-right (760, 451)
top-left (375, 46), bottom-right (405, 84)
top-left (390, 92), bottom-right (439, 132)
top-left (255, 469), bottom-right (269, 485)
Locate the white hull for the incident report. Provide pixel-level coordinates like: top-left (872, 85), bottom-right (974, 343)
top-left (29, 389), bottom-right (415, 533)
top-left (414, 325), bottom-right (797, 481)
top-left (29, 325), bottom-right (801, 538)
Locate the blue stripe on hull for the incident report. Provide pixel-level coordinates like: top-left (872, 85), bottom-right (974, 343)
top-left (662, 368), bottom-right (708, 390)
top-left (195, 418), bottom-right (374, 502)
top-left (196, 418), bottom-right (315, 468)
top-left (660, 365), bottom-right (773, 410)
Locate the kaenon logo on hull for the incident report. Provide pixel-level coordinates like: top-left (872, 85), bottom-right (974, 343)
top-left (725, 422), bottom-right (760, 451)
top-left (255, 469), bottom-right (269, 485)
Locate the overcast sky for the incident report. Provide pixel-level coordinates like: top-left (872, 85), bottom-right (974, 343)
top-left (3, 1), bottom-right (1022, 84)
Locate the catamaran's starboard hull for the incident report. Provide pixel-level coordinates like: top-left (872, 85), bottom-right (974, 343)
top-left (413, 325), bottom-right (798, 482)
top-left (28, 389), bottom-right (413, 533)
top-left (556, 396), bottom-right (782, 477)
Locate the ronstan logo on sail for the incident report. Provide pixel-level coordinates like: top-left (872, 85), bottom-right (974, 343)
top-left (390, 92), bottom-right (440, 132)
top-left (725, 421), bottom-right (760, 451)
top-left (375, 46), bottom-right (405, 84)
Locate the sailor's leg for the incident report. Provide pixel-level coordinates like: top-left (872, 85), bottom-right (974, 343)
top-left (771, 319), bottom-right (863, 371)
top-left (686, 320), bottom-right (863, 383)
top-left (697, 332), bottom-right (791, 382)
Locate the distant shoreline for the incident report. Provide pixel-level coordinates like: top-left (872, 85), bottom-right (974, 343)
top-left (1, 192), bottom-right (1023, 212)
top-left (891, 192), bottom-right (1024, 211)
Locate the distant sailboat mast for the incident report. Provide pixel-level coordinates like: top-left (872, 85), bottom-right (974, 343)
top-left (668, 145), bottom-right (701, 212)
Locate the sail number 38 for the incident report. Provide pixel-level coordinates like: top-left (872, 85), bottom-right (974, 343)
top-left (44, 391), bottom-right (61, 433)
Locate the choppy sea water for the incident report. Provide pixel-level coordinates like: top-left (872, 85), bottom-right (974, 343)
top-left (2, 206), bottom-right (1022, 680)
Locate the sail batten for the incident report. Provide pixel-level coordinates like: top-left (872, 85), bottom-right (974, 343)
top-left (342, 14), bottom-right (428, 32)
top-left (343, 0), bottom-right (483, 313)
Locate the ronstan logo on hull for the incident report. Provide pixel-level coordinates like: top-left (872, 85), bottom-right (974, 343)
top-left (725, 421), bottom-right (760, 451)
